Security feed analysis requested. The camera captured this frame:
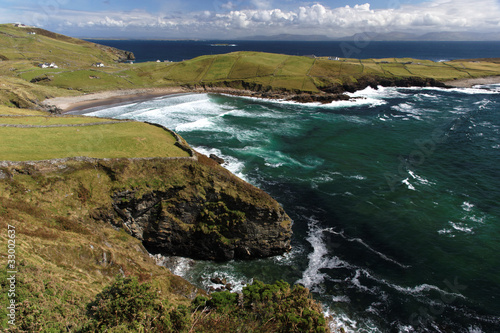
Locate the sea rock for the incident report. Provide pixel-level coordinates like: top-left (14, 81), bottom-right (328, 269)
top-left (209, 154), bottom-right (225, 165)
top-left (210, 277), bottom-right (226, 285)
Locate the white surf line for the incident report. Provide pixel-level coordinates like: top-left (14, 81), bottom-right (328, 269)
top-left (325, 229), bottom-right (411, 269)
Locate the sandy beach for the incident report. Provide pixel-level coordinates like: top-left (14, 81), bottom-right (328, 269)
top-left (42, 76), bottom-right (500, 114)
top-left (43, 87), bottom-right (191, 113)
top-left (443, 76), bottom-right (500, 88)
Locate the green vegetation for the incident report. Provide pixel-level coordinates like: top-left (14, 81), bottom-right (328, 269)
top-left (81, 276), bottom-right (191, 332)
top-left (0, 117), bottom-right (189, 161)
top-left (192, 280), bottom-right (329, 333)
top-left (2, 23), bottom-right (500, 110)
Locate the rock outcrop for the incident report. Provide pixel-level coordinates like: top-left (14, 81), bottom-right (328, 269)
top-left (98, 155), bottom-right (292, 261)
top-left (112, 185), bottom-right (291, 261)
top-left (187, 75), bottom-right (447, 104)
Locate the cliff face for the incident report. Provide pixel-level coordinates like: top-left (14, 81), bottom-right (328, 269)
top-left (2, 153), bottom-right (290, 263)
top-left (106, 154), bottom-right (291, 261)
top-left (1, 155), bottom-right (292, 262)
top-left (112, 185), bottom-right (291, 261)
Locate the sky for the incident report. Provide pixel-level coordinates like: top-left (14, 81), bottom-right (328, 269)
top-left (1, 0), bottom-right (500, 39)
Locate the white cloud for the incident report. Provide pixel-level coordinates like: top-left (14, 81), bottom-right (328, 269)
top-left (221, 1), bottom-right (237, 10)
top-left (6, 0), bottom-right (500, 38)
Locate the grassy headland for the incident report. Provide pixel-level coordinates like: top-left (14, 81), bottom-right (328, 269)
top-left (2, 23), bottom-right (500, 110)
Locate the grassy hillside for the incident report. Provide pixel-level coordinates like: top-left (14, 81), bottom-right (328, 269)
top-left (3, 23), bottom-right (500, 110)
top-left (0, 117), bottom-right (190, 161)
top-left (0, 156), bottom-right (328, 332)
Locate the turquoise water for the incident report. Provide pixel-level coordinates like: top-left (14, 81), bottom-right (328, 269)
top-left (85, 85), bottom-right (500, 332)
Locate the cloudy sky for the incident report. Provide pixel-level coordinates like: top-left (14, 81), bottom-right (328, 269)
top-left (2, 0), bottom-right (500, 39)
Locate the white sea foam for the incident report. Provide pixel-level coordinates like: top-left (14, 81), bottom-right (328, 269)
top-left (326, 229), bottom-right (409, 269)
top-left (402, 178), bottom-right (416, 191)
top-left (230, 92), bottom-right (386, 109)
top-left (297, 218), bottom-right (351, 290)
top-left (331, 295), bottom-right (351, 303)
top-left (175, 117), bottom-right (214, 131)
top-left (193, 146), bottom-right (248, 181)
top-left (449, 221), bottom-right (474, 234)
top-left (348, 86), bottom-right (405, 99)
top-left (355, 268), bottom-right (466, 300)
top-left (324, 309), bottom-right (362, 333)
top-left (462, 201), bottom-right (475, 212)
top-left (438, 228), bottom-right (454, 236)
top-left (347, 174), bottom-right (367, 180)
top-left (408, 170), bottom-right (434, 186)
top-left (170, 257), bottom-right (194, 276)
top-left (401, 86), bottom-right (500, 95)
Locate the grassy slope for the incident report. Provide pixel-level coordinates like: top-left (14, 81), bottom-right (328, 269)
top-left (0, 156), bottom-right (315, 332)
top-left (0, 113), bottom-right (190, 161)
top-left (3, 23), bottom-right (500, 108)
top-left (0, 160), bottom-right (202, 331)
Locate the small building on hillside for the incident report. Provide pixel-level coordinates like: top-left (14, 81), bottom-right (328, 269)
top-left (38, 62), bottom-right (58, 69)
top-left (93, 62), bottom-right (105, 67)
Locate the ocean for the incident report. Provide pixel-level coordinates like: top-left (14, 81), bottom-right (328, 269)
top-left (79, 42), bottom-right (500, 332)
top-left (85, 39), bottom-right (500, 63)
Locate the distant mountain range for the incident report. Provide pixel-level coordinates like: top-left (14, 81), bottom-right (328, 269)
top-left (241, 34), bottom-right (333, 41)
top-left (242, 32), bottom-right (500, 41)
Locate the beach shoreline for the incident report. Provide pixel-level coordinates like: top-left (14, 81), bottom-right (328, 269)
top-left (42, 76), bottom-right (500, 115)
top-left (43, 87), bottom-right (191, 114)
top-left (443, 75), bottom-right (500, 88)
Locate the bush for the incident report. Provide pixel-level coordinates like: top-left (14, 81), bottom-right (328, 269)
top-left (191, 280), bottom-right (329, 333)
top-left (80, 276), bottom-right (191, 333)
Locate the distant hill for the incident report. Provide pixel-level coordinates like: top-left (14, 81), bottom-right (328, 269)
top-left (0, 23), bottom-right (134, 64)
top-left (241, 34), bottom-right (333, 41)
top-left (242, 31), bottom-right (500, 41)
top-left (338, 31), bottom-right (500, 41)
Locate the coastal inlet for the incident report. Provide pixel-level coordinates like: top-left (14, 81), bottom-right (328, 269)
top-left (86, 87), bottom-right (500, 333)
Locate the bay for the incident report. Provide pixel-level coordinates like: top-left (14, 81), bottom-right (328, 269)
top-left (83, 84), bottom-right (500, 332)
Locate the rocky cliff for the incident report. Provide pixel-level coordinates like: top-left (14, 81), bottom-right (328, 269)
top-left (187, 75), bottom-right (447, 104)
top-left (1, 153), bottom-right (292, 262)
top-left (106, 154), bottom-right (291, 261)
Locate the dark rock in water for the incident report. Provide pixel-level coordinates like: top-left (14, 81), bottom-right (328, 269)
top-left (210, 277), bottom-right (225, 285)
top-left (209, 154), bottom-right (225, 165)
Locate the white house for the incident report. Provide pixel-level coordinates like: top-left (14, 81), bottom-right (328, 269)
top-left (38, 62), bottom-right (58, 68)
top-left (93, 62), bottom-right (105, 67)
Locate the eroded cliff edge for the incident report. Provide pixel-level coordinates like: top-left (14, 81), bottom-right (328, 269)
top-left (1, 153), bottom-right (292, 262)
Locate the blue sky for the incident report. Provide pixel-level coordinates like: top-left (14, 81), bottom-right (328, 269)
top-left (1, 0), bottom-right (500, 38)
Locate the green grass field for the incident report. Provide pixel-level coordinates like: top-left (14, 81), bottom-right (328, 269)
top-left (0, 116), bottom-right (124, 125)
top-left (0, 120), bottom-right (190, 161)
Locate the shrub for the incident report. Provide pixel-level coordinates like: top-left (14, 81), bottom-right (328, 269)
top-left (191, 280), bottom-right (329, 333)
top-left (81, 276), bottom-right (191, 332)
